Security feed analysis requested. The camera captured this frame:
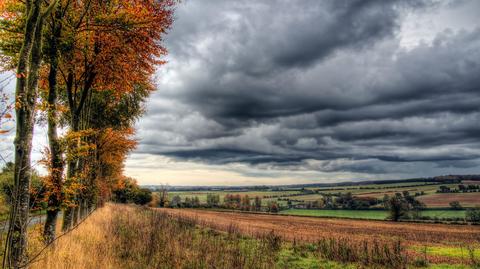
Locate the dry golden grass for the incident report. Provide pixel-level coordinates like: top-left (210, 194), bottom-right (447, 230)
top-left (28, 204), bottom-right (279, 269)
top-left (30, 205), bottom-right (118, 269)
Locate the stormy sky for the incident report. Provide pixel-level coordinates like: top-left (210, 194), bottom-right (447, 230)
top-left (121, 0), bottom-right (480, 186)
top-left (3, 0), bottom-right (480, 186)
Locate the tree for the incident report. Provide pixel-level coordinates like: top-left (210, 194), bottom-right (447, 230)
top-left (112, 177), bottom-right (150, 205)
top-left (192, 196), bottom-right (200, 208)
top-left (2, 0), bottom-right (57, 267)
top-left (134, 188), bottom-right (152, 205)
top-left (466, 207), bottom-right (480, 223)
top-left (384, 194), bottom-right (410, 221)
top-left (41, 1), bottom-right (66, 243)
top-left (0, 163), bottom-right (46, 213)
top-left (449, 201), bottom-right (463, 210)
top-left (438, 186), bottom-right (450, 193)
top-left (206, 193), bottom-right (220, 207)
top-left (170, 195), bottom-right (181, 208)
top-left (402, 191), bottom-right (425, 219)
top-left (1, 0), bottom-right (175, 259)
top-left (184, 197), bottom-right (192, 208)
top-left (323, 195), bottom-right (337, 209)
top-left (30, 0), bottom-right (174, 231)
top-left (224, 194), bottom-right (241, 209)
top-left (254, 196), bottom-right (262, 211)
top-left (267, 201), bottom-right (279, 213)
top-left (112, 177), bottom-right (139, 203)
top-left (241, 195), bottom-right (251, 211)
top-left (158, 185), bottom-right (169, 208)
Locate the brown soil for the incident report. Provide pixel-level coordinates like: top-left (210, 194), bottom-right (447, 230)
top-left (417, 192), bottom-right (480, 207)
top-left (157, 208), bottom-right (480, 246)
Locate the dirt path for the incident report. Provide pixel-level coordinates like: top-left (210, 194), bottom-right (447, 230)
top-left (157, 208), bottom-right (480, 246)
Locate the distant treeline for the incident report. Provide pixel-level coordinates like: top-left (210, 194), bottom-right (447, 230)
top-left (143, 174), bottom-right (480, 192)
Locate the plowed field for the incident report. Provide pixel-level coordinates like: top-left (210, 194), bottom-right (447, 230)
top-left (157, 208), bottom-right (480, 246)
top-left (417, 192), bottom-right (480, 207)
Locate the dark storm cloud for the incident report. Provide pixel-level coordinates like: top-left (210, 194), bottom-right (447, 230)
top-left (136, 0), bottom-right (480, 176)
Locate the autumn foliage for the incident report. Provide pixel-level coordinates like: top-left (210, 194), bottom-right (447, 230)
top-left (0, 0), bottom-right (174, 265)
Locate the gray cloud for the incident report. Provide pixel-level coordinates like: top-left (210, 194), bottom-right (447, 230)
top-left (134, 0), bottom-right (480, 179)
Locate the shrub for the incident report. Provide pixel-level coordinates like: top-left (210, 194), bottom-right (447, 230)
top-left (170, 195), bottom-right (182, 208)
top-left (449, 201), bottom-right (463, 210)
top-left (466, 207), bottom-right (480, 223)
top-left (267, 201), bottom-right (279, 213)
top-left (133, 188), bottom-right (153, 205)
top-left (206, 193), bottom-right (220, 207)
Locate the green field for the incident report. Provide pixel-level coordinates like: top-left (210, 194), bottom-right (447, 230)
top-left (280, 209), bottom-right (467, 220)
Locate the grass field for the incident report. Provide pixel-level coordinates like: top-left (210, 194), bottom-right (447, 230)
top-left (279, 209), bottom-right (467, 220)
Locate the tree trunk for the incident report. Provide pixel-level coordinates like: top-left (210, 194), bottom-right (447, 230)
top-left (43, 5), bottom-right (64, 244)
top-left (4, 1), bottom-right (41, 267)
top-left (43, 209), bottom-right (59, 244)
top-left (62, 71), bottom-right (94, 229)
top-left (61, 159), bottom-right (77, 231)
top-left (62, 114), bottom-right (79, 231)
top-left (61, 207), bottom-right (74, 231)
top-left (72, 203), bottom-right (80, 225)
top-left (5, 1), bottom-right (57, 266)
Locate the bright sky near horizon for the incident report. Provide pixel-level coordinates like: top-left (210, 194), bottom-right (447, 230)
top-left (2, 0), bottom-right (480, 186)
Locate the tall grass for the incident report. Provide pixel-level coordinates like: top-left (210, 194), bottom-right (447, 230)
top-left (28, 204), bottom-right (421, 268)
top-left (315, 237), bottom-right (407, 268)
top-left (31, 204), bottom-right (279, 269)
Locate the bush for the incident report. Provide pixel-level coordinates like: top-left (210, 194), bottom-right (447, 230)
top-left (466, 207), bottom-right (480, 223)
top-left (267, 201), bottom-right (279, 213)
top-left (206, 193), bottom-right (220, 207)
top-left (133, 188), bottom-right (152, 205)
top-left (170, 195), bottom-right (182, 208)
top-left (449, 201), bottom-right (463, 210)
top-left (112, 178), bottom-right (152, 205)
